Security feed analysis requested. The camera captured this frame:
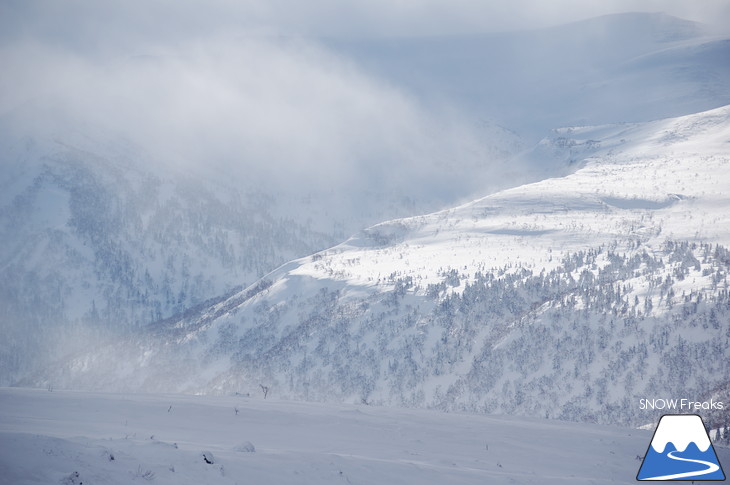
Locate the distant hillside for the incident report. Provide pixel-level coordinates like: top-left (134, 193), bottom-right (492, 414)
top-left (329, 13), bottom-right (730, 139)
top-left (30, 106), bottom-right (730, 427)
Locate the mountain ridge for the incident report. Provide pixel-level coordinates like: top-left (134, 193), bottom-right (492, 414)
top-left (23, 105), bottom-right (730, 427)
top-left (327, 12), bottom-right (730, 139)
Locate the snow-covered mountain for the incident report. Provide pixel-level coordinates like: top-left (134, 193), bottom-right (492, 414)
top-left (31, 105), bottom-right (730, 427)
top-left (329, 13), bottom-right (730, 140)
top-left (0, 30), bottom-right (527, 385)
top-left (0, 85), bottom-right (531, 386)
top-left (0, 127), bottom-right (342, 385)
top-left (4, 13), bottom-right (730, 422)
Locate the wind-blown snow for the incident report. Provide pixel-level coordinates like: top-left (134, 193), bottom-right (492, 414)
top-left (285, 105), bottom-right (730, 290)
top-left (4, 12), bottom-right (730, 391)
top-left (25, 105), bottom-right (730, 428)
top-left (329, 13), bottom-right (730, 141)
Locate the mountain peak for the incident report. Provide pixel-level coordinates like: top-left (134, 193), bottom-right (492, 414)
top-left (565, 11), bottom-right (705, 39)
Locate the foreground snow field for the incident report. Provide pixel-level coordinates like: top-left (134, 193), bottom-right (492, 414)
top-left (0, 388), bottom-right (727, 484)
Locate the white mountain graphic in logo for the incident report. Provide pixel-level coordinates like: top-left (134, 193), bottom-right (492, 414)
top-left (637, 414), bottom-right (726, 481)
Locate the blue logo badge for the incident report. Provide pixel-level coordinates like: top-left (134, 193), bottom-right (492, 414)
top-left (637, 414), bottom-right (725, 481)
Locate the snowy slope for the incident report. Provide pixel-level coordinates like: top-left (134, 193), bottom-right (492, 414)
top-left (0, 125), bottom-right (343, 386)
top-left (0, 33), bottom-right (529, 386)
top-left (300, 104), bottom-right (730, 287)
top-left (4, 12), bottom-right (730, 389)
top-left (31, 105), bottom-right (730, 427)
top-left (4, 387), bottom-right (721, 485)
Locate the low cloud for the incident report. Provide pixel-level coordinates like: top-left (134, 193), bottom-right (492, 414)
top-left (2, 0), bottom-right (722, 221)
top-left (1, 32), bottom-right (503, 221)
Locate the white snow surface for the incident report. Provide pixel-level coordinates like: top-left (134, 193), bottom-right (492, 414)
top-left (23, 106), bottom-right (730, 426)
top-left (4, 11), bottom-right (730, 392)
top-left (278, 104), bottom-right (730, 291)
top-left (0, 387), bottom-right (687, 485)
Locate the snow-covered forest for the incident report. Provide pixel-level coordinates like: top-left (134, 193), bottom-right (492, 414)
top-left (2, 4), bottom-right (730, 483)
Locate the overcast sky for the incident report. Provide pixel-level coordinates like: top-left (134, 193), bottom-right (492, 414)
top-left (1, 0), bottom-right (728, 218)
top-left (2, 0), bottom-right (729, 55)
